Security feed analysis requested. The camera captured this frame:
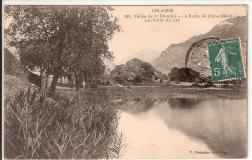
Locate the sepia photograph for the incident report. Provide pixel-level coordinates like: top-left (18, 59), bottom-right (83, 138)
top-left (3, 3), bottom-right (248, 159)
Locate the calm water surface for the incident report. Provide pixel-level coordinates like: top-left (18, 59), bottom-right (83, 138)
top-left (118, 94), bottom-right (247, 159)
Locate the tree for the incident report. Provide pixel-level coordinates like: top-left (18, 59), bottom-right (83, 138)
top-left (169, 67), bottom-right (200, 82)
top-left (5, 6), bottom-right (120, 92)
top-left (110, 58), bottom-right (166, 85)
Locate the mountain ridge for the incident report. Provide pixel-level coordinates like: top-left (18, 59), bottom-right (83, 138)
top-left (151, 16), bottom-right (248, 73)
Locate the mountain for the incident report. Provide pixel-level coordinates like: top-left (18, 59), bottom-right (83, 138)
top-left (151, 16), bottom-right (248, 74)
top-left (110, 58), bottom-right (166, 84)
top-left (103, 58), bottom-right (116, 74)
top-left (118, 49), bottom-right (160, 65)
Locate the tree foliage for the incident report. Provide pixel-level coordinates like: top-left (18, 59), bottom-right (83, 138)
top-left (5, 6), bottom-right (120, 92)
top-left (110, 58), bottom-right (166, 85)
top-left (169, 67), bottom-right (200, 82)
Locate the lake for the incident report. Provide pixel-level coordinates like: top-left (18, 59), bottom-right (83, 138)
top-left (118, 93), bottom-right (247, 159)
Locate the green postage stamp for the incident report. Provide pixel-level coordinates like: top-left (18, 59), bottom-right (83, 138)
top-left (207, 38), bottom-right (245, 82)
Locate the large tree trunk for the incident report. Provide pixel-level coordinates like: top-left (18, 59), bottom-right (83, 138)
top-left (40, 72), bottom-right (47, 90)
top-left (75, 75), bottom-right (84, 91)
top-left (85, 78), bottom-right (90, 89)
top-left (39, 68), bottom-right (47, 90)
top-left (67, 74), bottom-right (74, 88)
top-left (49, 28), bottom-right (65, 93)
top-left (75, 78), bottom-right (80, 91)
top-left (45, 74), bottom-right (49, 88)
top-left (49, 73), bottom-right (60, 93)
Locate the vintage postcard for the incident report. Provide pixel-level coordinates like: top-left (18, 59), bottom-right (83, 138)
top-left (3, 3), bottom-right (248, 159)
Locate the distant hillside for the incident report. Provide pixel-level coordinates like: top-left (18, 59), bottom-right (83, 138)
top-left (110, 58), bottom-right (166, 84)
top-left (151, 16), bottom-right (248, 73)
top-left (118, 49), bottom-right (160, 65)
top-left (4, 48), bottom-right (27, 77)
top-left (4, 48), bottom-right (30, 96)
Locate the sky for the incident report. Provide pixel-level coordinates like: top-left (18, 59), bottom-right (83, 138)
top-left (4, 5), bottom-right (247, 64)
top-left (108, 5), bottom-right (247, 64)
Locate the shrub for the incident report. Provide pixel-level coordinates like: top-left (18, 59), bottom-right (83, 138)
top-left (4, 88), bottom-right (122, 159)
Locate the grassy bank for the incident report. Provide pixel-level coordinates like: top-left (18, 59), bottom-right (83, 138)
top-left (4, 87), bottom-right (122, 159)
top-left (4, 74), bottom-right (31, 97)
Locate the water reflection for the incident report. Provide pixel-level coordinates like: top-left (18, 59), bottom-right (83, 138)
top-left (116, 98), bottom-right (157, 114)
top-left (168, 97), bottom-right (202, 109)
top-left (118, 95), bottom-right (247, 159)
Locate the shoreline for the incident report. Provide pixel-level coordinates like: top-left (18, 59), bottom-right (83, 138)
top-left (102, 85), bottom-right (247, 100)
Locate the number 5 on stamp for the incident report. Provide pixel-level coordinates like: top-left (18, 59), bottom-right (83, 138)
top-left (207, 38), bottom-right (245, 82)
